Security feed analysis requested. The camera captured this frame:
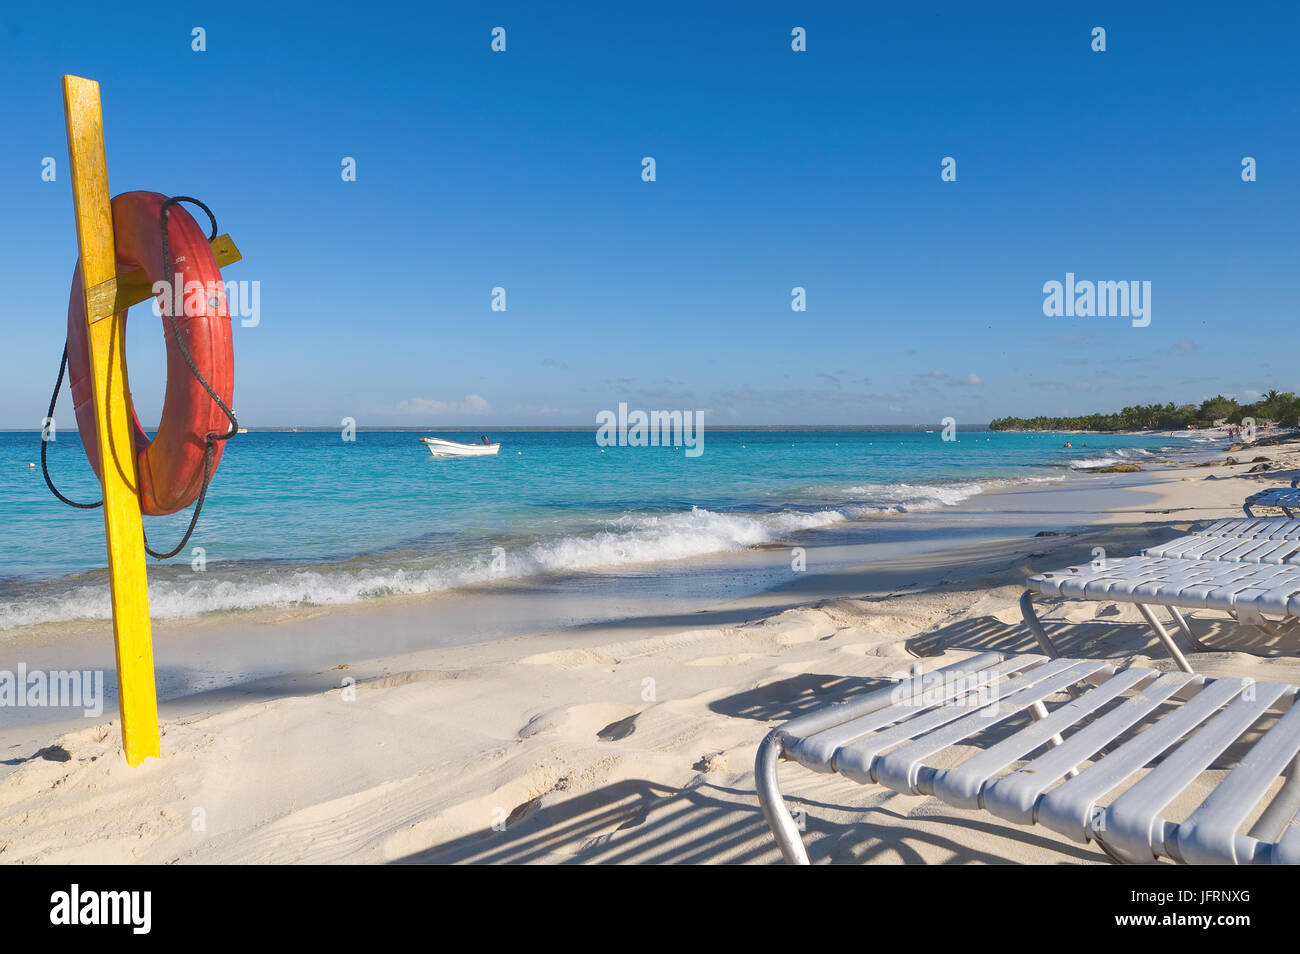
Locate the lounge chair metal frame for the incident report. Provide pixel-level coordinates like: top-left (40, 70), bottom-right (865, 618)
top-left (756, 652), bottom-right (1300, 864)
top-left (1021, 587), bottom-right (1209, 673)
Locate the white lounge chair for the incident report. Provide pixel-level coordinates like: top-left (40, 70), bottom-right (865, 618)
top-left (756, 652), bottom-right (1300, 864)
top-left (1245, 479), bottom-right (1300, 517)
top-left (1022, 514), bottom-right (1300, 672)
top-left (1022, 558), bottom-right (1300, 672)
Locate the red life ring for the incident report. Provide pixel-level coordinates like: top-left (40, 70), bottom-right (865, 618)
top-left (66, 191), bottom-right (235, 516)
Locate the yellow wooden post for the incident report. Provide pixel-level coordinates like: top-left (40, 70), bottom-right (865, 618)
top-left (63, 75), bottom-right (160, 765)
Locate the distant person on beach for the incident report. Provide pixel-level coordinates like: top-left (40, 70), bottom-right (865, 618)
top-left (1063, 441), bottom-right (1072, 448)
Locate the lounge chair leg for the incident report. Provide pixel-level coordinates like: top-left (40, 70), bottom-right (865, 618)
top-left (1135, 604), bottom-right (1194, 673)
top-left (1249, 616), bottom-right (1280, 638)
top-left (1020, 591), bottom-right (1061, 658)
top-left (1020, 591), bottom-right (1095, 705)
top-left (1248, 754), bottom-right (1300, 843)
top-left (1026, 698), bottom-right (1075, 764)
top-left (755, 730), bottom-right (811, 865)
top-left (1165, 605), bottom-right (1210, 653)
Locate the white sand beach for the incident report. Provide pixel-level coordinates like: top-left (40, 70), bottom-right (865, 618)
top-left (4, 439), bottom-right (1300, 864)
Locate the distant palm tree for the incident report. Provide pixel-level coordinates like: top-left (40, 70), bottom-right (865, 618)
top-left (1262, 389), bottom-right (1283, 422)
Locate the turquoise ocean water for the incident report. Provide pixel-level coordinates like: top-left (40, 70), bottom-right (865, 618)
top-left (0, 428), bottom-right (1215, 629)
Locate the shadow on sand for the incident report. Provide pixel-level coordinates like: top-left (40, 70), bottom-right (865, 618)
top-left (391, 774), bottom-right (1103, 865)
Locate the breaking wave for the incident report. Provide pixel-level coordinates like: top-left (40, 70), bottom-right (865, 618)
top-left (0, 488), bottom-right (986, 628)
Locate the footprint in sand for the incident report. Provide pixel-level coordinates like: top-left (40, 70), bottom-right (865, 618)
top-left (517, 703), bottom-right (637, 740)
top-left (596, 713), bottom-right (638, 742)
top-left (504, 796), bottom-right (543, 828)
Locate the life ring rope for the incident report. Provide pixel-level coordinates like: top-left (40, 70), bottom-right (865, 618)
top-left (41, 194), bottom-right (238, 560)
top-left (40, 343), bottom-right (100, 509)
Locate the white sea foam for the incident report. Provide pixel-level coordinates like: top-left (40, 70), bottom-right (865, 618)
top-left (839, 481), bottom-right (987, 512)
top-left (0, 505), bottom-right (858, 627)
top-left (0, 484), bottom-right (995, 628)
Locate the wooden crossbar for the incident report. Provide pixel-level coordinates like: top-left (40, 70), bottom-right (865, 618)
top-left (85, 234), bottom-right (242, 323)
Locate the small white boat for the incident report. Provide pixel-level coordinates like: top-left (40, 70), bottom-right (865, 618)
top-left (420, 437), bottom-right (500, 458)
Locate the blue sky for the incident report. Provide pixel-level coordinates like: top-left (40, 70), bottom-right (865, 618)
top-left (1, 1), bottom-right (1296, 427)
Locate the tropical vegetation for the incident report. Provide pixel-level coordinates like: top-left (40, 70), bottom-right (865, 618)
top-left (989, 390), bottom-right (1300, 432)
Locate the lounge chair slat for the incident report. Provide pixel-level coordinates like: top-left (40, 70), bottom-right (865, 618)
top-left (868, 659), bottom-right (1112, 794)
top-left (786, 653), bottom-right (1033, 772)
top-left (823, 658), bottom-right (1087, 783)
top-left (1177, 698), bottom-right (1300, 864)
top-left (1036, 676), bottom-right (1244, 843)
top-left (776, 651), bottom-right (1011, 747)
top-left (931, 665), bottom-right (1154, 810)
top-left (983, 671), bottom-right (1197, 825)
top-left (1101, 683), bottom-right (1291, 863)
